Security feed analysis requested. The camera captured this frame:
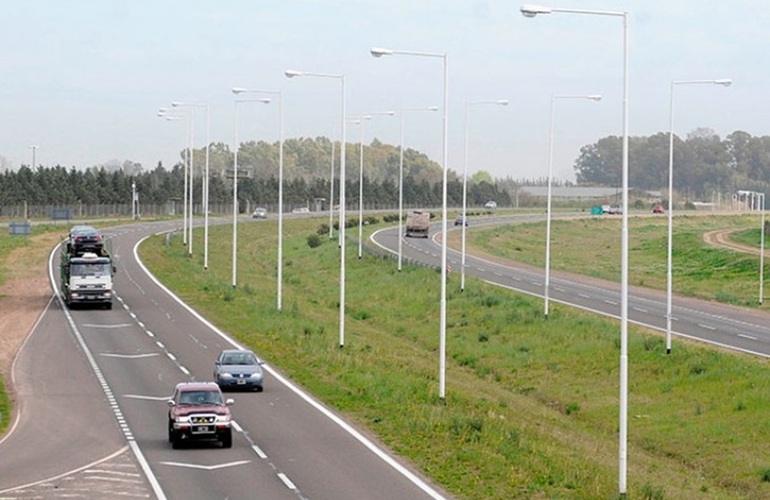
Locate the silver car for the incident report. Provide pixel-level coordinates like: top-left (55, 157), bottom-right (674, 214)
top-left (214, 349), bottom-right (264, 392)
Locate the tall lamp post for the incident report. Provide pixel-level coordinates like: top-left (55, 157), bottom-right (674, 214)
top-left (544, 94), bottom-right (601, 316)
top-left (398, 106), bottom-right (439, 271)
top-left (160, 107), bottom-right (194, 253)
top-left (29, 145), bottom-right (38, 168)
top-left (159, 110), bottom-right (191, 246)
top-left (285, 70), bottom-right (346, 346)
top-left (371, 46), bottom-right (449, 400)
top-left (665, 78), bottom-right (731, 354)
top-left (461, 99), bottom-right (509, 291)
top-left (173, 101), bottom-right (210, 269)
top-left (521, 4), bottom-right (630, 495)
top-left (230, 95), bottom-right (271, 289)
top-left (232, 87), bottom-right (285, 310)
top-left (357, 111), bottom-right (395, 259)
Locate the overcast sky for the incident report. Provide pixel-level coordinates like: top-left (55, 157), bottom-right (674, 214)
top-left (1, 1), bottom-right (768, 183)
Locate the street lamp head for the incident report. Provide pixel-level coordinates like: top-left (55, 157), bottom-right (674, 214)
top-left (497, 100), bottom-right (510, 106)
top-left (232, 87), bottom-right (248, 94)
top-left (370, 47), bottom-right (394, 57)
top-left (714, 79), bottom-right (732, 87)
top-left (520, 4), bottom-right (552, 17)
top-left (587, 95), bottom-right (603, 101)
top-left (427, 106), bottom-right (439, 111)
top-left (170, 101), bottom-right (183, 107)
top-left (259, 98), bottom-right (272, 104)
top-left (284, 69), bottom-right (303, 78)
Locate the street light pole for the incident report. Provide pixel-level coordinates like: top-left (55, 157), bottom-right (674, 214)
top-left (544, 94), bottom-right (601, 317)
top-left (232, 88), bottom-right (285, 310)
top-left (286, 70), bottom-right (346, 345)
top-left (29, 145), bottom-right (37, 168)
top-left (371, 46), bottom-right (449, 400)
top-left (159, 109), bottom-right (191, 246)
top-left (357, 111), bottom-right (394, 259)
top-left (172, 102), bottom-right (209, 263)
top-left (398, 106), bottom-right (439, 271)
top-left (521, 4), bottom-right (630, 495)
top-left (666, 78), bottom-right (731, 353)
top-left (461, 99), bottom-right (508, 291)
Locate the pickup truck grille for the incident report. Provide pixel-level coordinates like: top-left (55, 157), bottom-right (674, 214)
top-left (190, 415), bottom-right (216, 424)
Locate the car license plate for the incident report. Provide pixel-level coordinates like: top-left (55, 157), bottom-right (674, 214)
top-left (193, 426), bottom-right (211, 433)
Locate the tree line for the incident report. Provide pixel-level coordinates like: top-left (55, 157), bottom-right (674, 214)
top-left (0, 137), bottom-right (511, 211)
top-left (574, 128), bottom-right (770, 199)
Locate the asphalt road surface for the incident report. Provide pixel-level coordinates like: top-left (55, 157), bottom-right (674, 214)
top-left (371, 213), bottom-right (770, 358)
top-left (0, 219), bottom-right (449, 500)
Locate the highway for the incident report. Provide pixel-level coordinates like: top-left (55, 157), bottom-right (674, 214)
top-left (371, 214), bottom-right (770, 358)
top-left (0, 219), bottom-right (449, 500)
top-left (2, 212), bottom-right (768, 499)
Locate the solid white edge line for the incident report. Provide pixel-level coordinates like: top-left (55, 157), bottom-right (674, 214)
top-left (133, 233), bottom-right (448, 500)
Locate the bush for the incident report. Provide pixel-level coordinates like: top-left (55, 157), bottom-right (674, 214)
top-left (306, 234), bottom-right (322, 248)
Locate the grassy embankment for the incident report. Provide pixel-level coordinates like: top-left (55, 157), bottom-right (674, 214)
top-left (467, 213), bottom-right (768, 310)
top-left (139, 212), bottom-right (770, 499)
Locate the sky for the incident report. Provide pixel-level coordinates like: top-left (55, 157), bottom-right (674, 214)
top-left (2, 0), bottom-right (770, 183)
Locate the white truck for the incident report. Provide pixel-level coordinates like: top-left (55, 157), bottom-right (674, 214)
top-left (60, 239), bottom-right (115, 309)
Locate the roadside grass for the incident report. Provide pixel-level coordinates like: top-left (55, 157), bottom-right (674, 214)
top-left (468, 214), bottom-right (767, 309)
top-left (140, 215), bottom-right (770, 499)
top-left (0, 376), bottom-right (9, 435)
top-left (731, 227), bottom-right (764, 249)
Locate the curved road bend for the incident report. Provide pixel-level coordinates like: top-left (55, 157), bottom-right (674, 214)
top-left (0, 219), bottom-right (450, 500)
top-left (371, 215), bottom-right (770, 358)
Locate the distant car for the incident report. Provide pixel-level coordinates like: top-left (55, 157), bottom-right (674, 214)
top-left (214, 349), bottom-right (264, 392)
top-left (167, 382), bottom-right (234, 449)
top-left (603, 205), bottom-right (622, 215)
top-left (292, 207), bottom-right (310, 214)
top-left (652, 205), bottom-right (665, 214)
top-left (252, 207), bottom-right (267, 219)
top-left (454, 215), bottom-right (469, 226)
top-left (68, 225), bottom-right (104, 255)
top-left (484, 201), bottom-right (497, 210)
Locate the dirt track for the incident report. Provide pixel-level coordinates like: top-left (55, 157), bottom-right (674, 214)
top-left (702, 228), bottom-right (768, 256)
